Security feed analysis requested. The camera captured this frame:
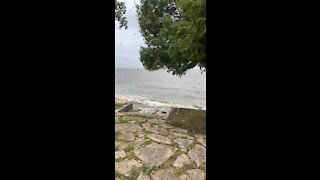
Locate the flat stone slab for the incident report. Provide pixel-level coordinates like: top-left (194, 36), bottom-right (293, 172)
top-left (115, 150), bottom-right (126, 159)
top-left (147, 133), bottom-right (172, 145)
top-left (134, 142), bottom-right (174, 167)
top-left (118, 132), bottom-right (135, 141)
top-left (123, 116), bottom-right (144, 122)
top-left (187, 145), bottom-right (206, 167)
top-left (173, 138), bottom-right (194, 149)
top-left (148, 119), bottom-right (166, 125)
top-left (115, 141), bottom-right (125, 150)
top-left (115, 159), bottom-right (142, 177)
top-left (173, 132), bottom-right (194, 140)
top-left (160, 123), bottom-right (174, 129)
top-left (173, 154), bottom-right (192, 168)
top-left (137, 172), bottom-right (151, 180)
top-left (171, 127), bottom-right (188, 134)
top-left (196, 137), bottom-right (206, 147)
top-left (129, 137), bottom-right (146, 148)
top-left (179, 169), bottom-right (205, 180)
top-left (151, 169), bottom-right (176, 180)
top-left (143, 124), bottom-right (169, 135)
top-left (187, 169), bottom-right (205, 180)
top-left (147, 127), bottom-right (168, 136)
top-left (115, 123), bottom-right (142, 133)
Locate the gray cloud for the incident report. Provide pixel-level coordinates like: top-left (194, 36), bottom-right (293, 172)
top-left (115, 0), bottom-right (146, 69)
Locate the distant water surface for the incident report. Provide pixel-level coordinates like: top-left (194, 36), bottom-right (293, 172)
top-left (115, 68), bottom-right (206, 110)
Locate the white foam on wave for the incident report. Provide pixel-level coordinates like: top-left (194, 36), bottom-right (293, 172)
top-left (115, 94), bottom-right (206, 110)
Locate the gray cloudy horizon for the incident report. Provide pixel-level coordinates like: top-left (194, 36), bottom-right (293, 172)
top-left (115, 0), bottom-right (145, 69)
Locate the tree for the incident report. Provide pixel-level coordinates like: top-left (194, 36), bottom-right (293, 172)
top-left (137, 0), bottom-right (206, 76)
top-left (115, 0), bottom-right (128, 29)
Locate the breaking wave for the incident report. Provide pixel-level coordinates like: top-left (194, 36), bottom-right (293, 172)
top-left (115, 94), bottom-right (206, 110)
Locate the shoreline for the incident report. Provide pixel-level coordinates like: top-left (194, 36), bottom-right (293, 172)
top-left (115, 97), bottom-right (206, 111)
top-left (115, 99), bottom-right (206, 135)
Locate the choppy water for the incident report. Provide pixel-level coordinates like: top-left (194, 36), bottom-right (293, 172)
top-left (115, 68), bottom-right (206, 110)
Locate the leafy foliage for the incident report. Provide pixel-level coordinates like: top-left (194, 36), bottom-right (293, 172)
top-left (137, 0), bottom-right (206, 76)
top-left (115, 0), bottom-right (128, 29)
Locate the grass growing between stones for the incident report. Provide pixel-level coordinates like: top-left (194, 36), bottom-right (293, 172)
top-left (142, 162), bottom-right (154, 175)
top-left (174, 163), bottom-right (195, 176)
top-left (127, 151), bottom-right (135, 160)
top-left (118, 116), bottom-right (129, 123)
top-left (115, 105), bottom-right (122, 110)
top-left (127, 166), bottom-right (139, 180)
top-left (139, 139), bottom-right (153, 148)
top-left (134, 119), bottom-right (148, 126)
top-left (115, 170), bottom-right (121, 178)
top-left (201, 162), bottom-right (206, 172)
top-left (124, 144), bottom-right (134, 153)
top-left (153, 151), bottom-right (182, 171)
top-left (126, 114), bottom-right (153, 120)
top-left (115, 131), bottom-right (121, 140)
top-left (115, 157), bottom-right (126, 162)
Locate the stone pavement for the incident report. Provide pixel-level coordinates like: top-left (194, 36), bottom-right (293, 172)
top-left (115, 112), bottom-right (206, 180)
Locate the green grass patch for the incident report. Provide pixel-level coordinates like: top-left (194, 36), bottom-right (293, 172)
top-left (115, 104), bottom-right (122, 110)
top-left (118, 117), bottom-right (129, 123)
top-left (115, 157), bottom-right (126, 162)
top-left (139, 139), bottom-right (153, 148)
top-left (115, 131), bottom-right (121, 140)
top-left (115, 170), bottom-right (121, 178)
top-left (174, 163), bottom-right (195, 176)
top-left (142, 163), bottom-right (153, 175)
top-left (127, 114), bottom-right (152, 120)
top-left (134, 119), bottom-right (147, 126)
top-left (167, 108), bottom-right (206, 135)
top-left (127, 151), bottom-right (136, 160)
top-left (127, 166), bottom-right (139, 180)
top-left (124, 144), bottom-right (134, 152)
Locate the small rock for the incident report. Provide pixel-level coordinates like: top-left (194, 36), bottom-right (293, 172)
top-left (115, 123), bottom-right (142, 133)
top-left (130, 137), bottom-right (146, 148)
top-left (196, 137), bottom-right (206, 147)
top-left (160, 123), bottom-right (174, 129)
top-left (134, 143), bottom-right (174, 167)
top-left (173, 132), bottom-right (194, 140)
top-left (149, 119), bottom-right (166, 125)
top-left (118, 132), bottom-right (135, 141)
top-left (151, 169), bottom-right (176, 180)
top-left (173, 154), bottom-right (192, 168)
top-left (115, 159), bottom-right (142, 177)
top-left (137, 172), bottom-right (151, 180)
top-left (188, 145), bottom-right (206, 167)
top-left (115, 150), bottom-right (126, 159)
top-left (179, 174), bottom-right (189, 180)
top-left (194, 134), bottom-right (206, 140)
top-left (147, 134), bottom-right (172, 145)
top-left (172, 127), bottom-right (188, 134)
top-left (174, 138), bottom-right (194, 149)
top-left (145, 126), bottom-right (168, 136)
top-left (187, 169), bottom-right (205, 180)
top-left (181, 148), bottom-right (187, 153)
top-left (119, 102), bottom-right (133, 113)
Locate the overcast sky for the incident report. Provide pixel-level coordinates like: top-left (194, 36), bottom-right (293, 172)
top-left (115, 0), bottom-right (145, 69)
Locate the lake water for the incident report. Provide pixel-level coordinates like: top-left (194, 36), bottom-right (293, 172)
top-left (115, 68), bottom-right (206, 110)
